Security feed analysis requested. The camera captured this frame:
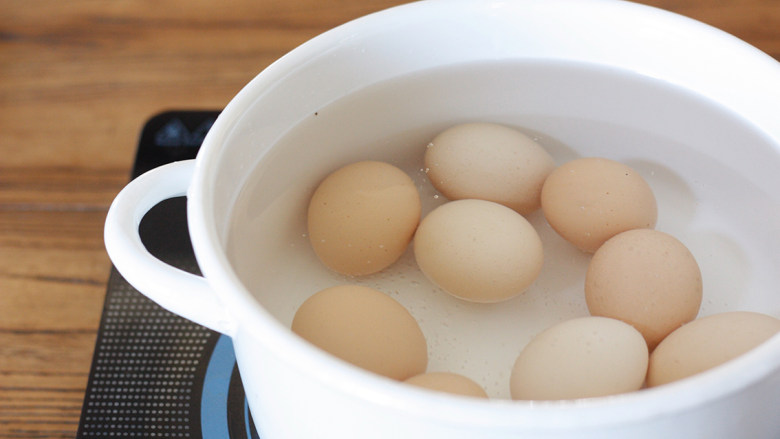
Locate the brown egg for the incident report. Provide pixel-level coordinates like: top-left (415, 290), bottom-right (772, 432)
top-left (510, 316), bottom-right (648, 400)
top-left (424, 122), bottom-right (555, 215)
top-left (413, 199), bottom-right (544, 303)
top-left (585, 229), bottom-right (703, 350)
top-left (647, 311), bottom-right (780, 387)
top-left (405, 372), bottom-right (488, 398)
top-left (307, 160), bottom-right (421, 276)
top-left (291, 285), bottom-right (428, 381)
top-left (541, 157), bottom-right (657, 253)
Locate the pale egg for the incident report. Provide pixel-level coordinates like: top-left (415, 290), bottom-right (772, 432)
top-left (648, 311), bottom-right (780, 387)
top-left (510, 316), bottom-right (648, 400)
top-left (413, 199), bottom-right (544, 303)
top-left (291, 284), bottom-right (428, 381)
top-left (424, 122), bottom-right (555, 216)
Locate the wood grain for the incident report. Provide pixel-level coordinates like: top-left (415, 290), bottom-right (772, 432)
top-left (1, 0), bottom-right (777, 437)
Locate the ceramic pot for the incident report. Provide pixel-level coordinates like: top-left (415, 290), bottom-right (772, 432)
top-left (105, 1), bottom-right (780, 437)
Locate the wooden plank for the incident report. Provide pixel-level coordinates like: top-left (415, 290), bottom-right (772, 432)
top-left (0, 278), bottom-right (105, 332)
top-left (0, 167), bottom-right (127, 207)
top-left (0, 334), bottom-right (94, 439)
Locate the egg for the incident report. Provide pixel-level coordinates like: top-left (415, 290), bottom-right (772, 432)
top-left (424, 122), bottom-right (556, 215)
top-left (413, 199), bottom-right (544, 303)
top-left (291, 284), bottom-right (428, 381)
top-left (585, 228), bottom-right (703, 350)
top-left (405, 372), bottom-right (489, 398)
top-left (540, 157), bottom-right (657, 253)
top-left (647, 311), bottom-right (780, 387)
top-left (307, 160), bottom-right (421, 276)
top-left (510, 316), bottom-right (648, 400)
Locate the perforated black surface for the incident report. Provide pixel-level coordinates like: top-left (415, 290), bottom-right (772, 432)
top-left (77, 267), bottom-right (218, 439)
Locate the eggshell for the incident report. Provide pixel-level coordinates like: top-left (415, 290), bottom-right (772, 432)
top-left (405, 372), bottom-right (488, 398)
top-left (540, 157), bottom-right (657, 253)
top-left (585, 228), bottom-right (703, 350)
top-left (424, 122), bottom-right (555, 215)
top-left (307, 160), bottom-right (421, 276)
top-left (647, 311), bottom-right (780, 387)
top-left (291, 285), bottom-right (428, 381)
top-left (510, 316), bottom-right (649, 400)
top-left (413, 199), bottom-right (544, 303)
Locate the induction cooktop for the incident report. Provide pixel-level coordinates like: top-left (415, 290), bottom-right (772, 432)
top-left (76, 110), bottom-right (259, 439)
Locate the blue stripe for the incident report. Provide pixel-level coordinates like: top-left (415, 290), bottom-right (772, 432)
top-left (201, 335), bottom-right (236, 438)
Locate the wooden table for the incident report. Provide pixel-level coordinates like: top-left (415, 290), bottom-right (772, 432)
top-left (1, 0), bottom-right (777, 437)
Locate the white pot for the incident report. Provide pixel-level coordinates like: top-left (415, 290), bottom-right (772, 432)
top-left (104, 0), bottom-right (780, 437)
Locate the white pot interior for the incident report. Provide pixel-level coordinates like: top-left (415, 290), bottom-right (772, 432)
top-left (224, 58), bottom-right (780, 399)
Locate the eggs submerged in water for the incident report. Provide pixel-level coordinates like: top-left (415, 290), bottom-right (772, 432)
top-left (424, 122), bottom-right (555, 216)
top-left (286, 121), bottom-right (779, 400)
top-left (585, 228), bottom-right (703, 350)
top-left (510, 316), bottom-right (648, 400)
top-left (413, 199), bottom-right (543, 303)
top-left (541, 157), bottom-right (657, 253)
top-left (307, 160), bottom-right (421, 276)
top-left (291, 284), bottom-right (427, 381)
top-left (647, 311), bottom-right (780, 387)
top-left (405, 372), bottom-right (488, 399)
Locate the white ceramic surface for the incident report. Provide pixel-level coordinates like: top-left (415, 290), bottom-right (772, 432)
top-left (105, 0), bottom-right (780, 437)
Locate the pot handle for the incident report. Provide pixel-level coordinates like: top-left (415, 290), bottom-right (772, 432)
top-left (104, 160), bottom-right (236, 335)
